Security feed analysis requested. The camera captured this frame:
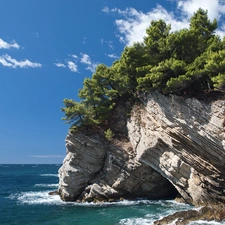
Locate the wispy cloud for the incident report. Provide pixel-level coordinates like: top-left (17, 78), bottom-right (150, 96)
top-left (83, 37), bottom-right (86, 45)
top-left (102, 6), bottom-right (109, 13)
top-left (31, 155), bottom-right (65, 158)
top-left (0, 54), bottom-right (42, 68)
top-left (80, 53), bottom-right (92, 65)
top-left (80, 53), bottom-right (98, 72)
top-left (67, 61), bottom-right (78, 72)
top-left (70, 54), bottom-right (78, 59)
top-left (86, 63), bottom-right (98, 72)
top-left (54, 62), bottom-right (66, 68)
top-left (106, 40), bottom-right (114, 50)
top-left (103, 0), bottom-right (225, 46)
top-left (0, 38), bottom-right (20, 49)
top-left (32, 32), bottom-right (39, 38)
top-left (54, 53), bottom-right (98, 73)
top-left (107, 53), bottom-right (119, 59)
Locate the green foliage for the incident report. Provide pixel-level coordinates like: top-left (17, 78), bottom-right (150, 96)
top-left (62, 8), bottom-right (225, 131)
top-left (144, 19), bottom-right (171, 64)
top-left (104, 128), bottom-right (114, 141)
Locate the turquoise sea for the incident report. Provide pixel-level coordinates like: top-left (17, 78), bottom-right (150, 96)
top-left (0, 164), bottom-right (224, 225)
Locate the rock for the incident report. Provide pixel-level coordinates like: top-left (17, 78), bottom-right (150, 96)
top-left (58, 131), bottom-right (106, 201)
top-left (154, 205), bottom-right (225, 224)
top-left (128, 92), bottom-right (225, 206)
top-left (48, 190), bottom-right (58, 196)
top-left (58, 91), bottom-right (225, 215)
top-left (58, 130), bottom-right (177, 202)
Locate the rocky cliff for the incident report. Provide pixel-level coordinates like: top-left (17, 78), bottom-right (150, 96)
top-left (58, 91), bottom-right (225, 208)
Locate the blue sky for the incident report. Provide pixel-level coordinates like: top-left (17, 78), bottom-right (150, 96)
top-left (1, 0), bottom-right (225, 164)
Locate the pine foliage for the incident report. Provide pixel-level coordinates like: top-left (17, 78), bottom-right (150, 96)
top-left (62, 9), bottom-right (225, 131)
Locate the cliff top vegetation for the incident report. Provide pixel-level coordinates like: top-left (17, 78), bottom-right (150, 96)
top-left (62, 8), bottom-right (225, 131)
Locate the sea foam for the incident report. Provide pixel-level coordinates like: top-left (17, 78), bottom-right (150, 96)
top-left (34, 183), bottom-right (58, 188)
top-left (39, 174), bottom-right (59, 177)
top-left (119, 217), bottom-right (154, 225)
top-left (9, 190), bottom-right (63, 205)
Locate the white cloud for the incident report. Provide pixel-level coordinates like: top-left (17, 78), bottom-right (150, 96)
top-left (107, 5), bottom-right (188, 46)
top-left (71, 54), bottom-right (78, 59)
top-left (80, 53), bottom-right (98, 72)
top-left (104, 0), bottom-right (225, 46)
top-left (67, 61), bottom-right (78, 72)
top-left (80, 53), bottom-right (92, 65)
top-left (86, 63), bottom-right (98, 73)
top-left (0, 54), bottom-right (41, 68)
top-left (177, 0), bottom-right (225, 21)
top-left (107, 53), bottom-right (118, 59)
top-left (54, 62), bottom-right (66, 68)
top-left (102, 6), bottom-right (109, 13)
top-left (177, 0), bottom-right (225, 37)
top-left (56, 53), bottom-right (98, 73)
top-left (0, 38), bottom-right (20, 49)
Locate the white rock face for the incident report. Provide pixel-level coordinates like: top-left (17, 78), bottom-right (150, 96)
top-left (127, 92), bottom-right (225, 206)
top-left (58, 132), bottom-right (106, 201)
top-left (58, 91), bottom-right (225, 206)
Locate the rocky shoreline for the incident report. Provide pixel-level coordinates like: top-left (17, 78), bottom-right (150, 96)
top-left (58, 91), bottom-right (225, 223)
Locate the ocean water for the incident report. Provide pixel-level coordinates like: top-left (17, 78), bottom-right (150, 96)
top-left (0, 164), bottom-right (224, 225)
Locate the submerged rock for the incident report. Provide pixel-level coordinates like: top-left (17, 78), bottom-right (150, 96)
top-left (154, 205), bottom-right (225, 224)
top-left (48, 190), bottom-right (58, 196)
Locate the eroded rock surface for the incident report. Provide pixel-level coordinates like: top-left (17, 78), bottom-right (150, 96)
top-left (58, 130), bottom-right (176, 202)
top-left (58, 91), bottom-right (225, 208)
top-left (129, 92), bottom-right (225, 206)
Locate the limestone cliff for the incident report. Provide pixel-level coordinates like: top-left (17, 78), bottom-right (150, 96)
top-left (58, 91), bottom-right (225, 207)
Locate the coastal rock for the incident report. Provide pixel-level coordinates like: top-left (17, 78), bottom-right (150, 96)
top-left (58, 91), bottom-right (225, 209)
top-left (58, 130), bottom-right (177, 202)
top-left (129, 92), bottom-right (225, 206)
top-left (58, 132), bottom-right (106, 201)
top-left (153, 205), bottom-right (225, 224)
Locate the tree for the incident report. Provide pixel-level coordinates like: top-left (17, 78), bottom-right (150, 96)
top-left (144, 19), bottom-right (171, 65)
top-left (205, 50), bottom-right (225, 89)
top-left (62, 8), bottom-right (224, 131)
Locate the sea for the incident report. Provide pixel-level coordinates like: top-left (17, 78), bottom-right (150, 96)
top-left (0, 164), bottom-right (224, 225)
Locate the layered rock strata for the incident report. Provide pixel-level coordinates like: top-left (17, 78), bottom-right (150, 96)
top-left (58, 91), bottom-right (225, 207)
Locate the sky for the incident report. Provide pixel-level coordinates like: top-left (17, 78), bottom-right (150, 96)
top-left (1, 0), bottom-right (225, 164)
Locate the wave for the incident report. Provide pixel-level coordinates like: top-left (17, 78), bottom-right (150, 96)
top-left (6, 190), bottom-right (225, 224)
top-left (8, 190), bottom-right (64, 205)
top-left (8, 192), bottom-right (224, 224)
top-left (7, 192), bottom-right (192, 210)
top-left (39, 174), bottom-right (59, 177)
top-left (34, 183), bottom-right (58, 188)
top-left (119, 214), bottom-right (225, 225)
top-left (118, 200), bottom-right (191, 225)
top-left (119, 217), bottom-right (154, 225)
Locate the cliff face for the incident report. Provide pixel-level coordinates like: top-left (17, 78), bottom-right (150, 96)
top-left (58, 92), bottom-right (225, 206)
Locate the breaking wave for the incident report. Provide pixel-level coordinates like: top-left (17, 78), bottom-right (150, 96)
top-left (39, 174), bottom-right (59, 177)
top-left (8, 190), bottom-right (63, 205)
top-left (7, 191), bottom-right (225, 224)
top-left (34, 183), bottom-right (58, 188)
